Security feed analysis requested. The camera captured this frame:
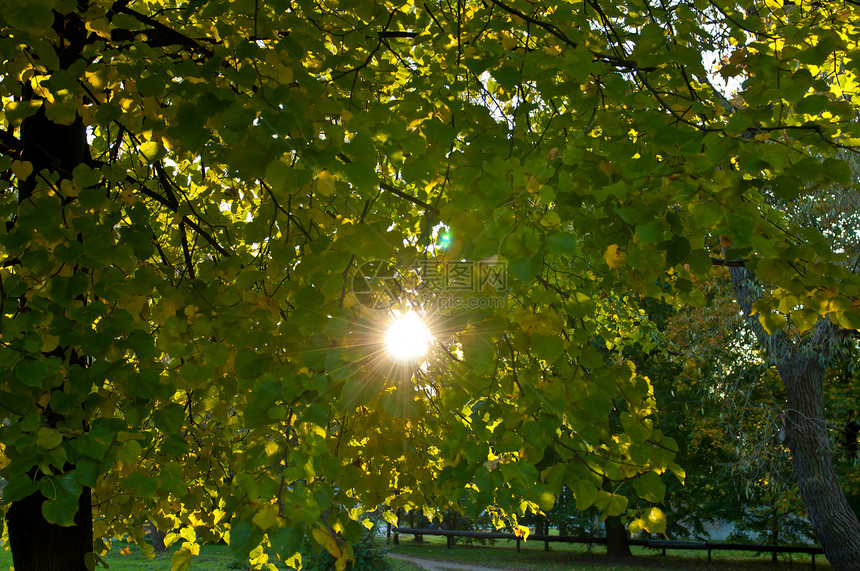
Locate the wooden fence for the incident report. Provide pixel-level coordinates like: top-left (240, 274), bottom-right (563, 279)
top-left (390, 527), bottom-right (825, 568)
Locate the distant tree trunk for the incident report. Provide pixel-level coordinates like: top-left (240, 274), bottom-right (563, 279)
top-left (151, 524), bottom-right (167, 553)
top-left (409, 510), bottom-right (423, 542)
top-left (6, 487), bottom-right (93, 571)
top-left (770, 502), bottom-right (779, 564)
top-left (604, 515), bottom-right (631, 558)
top-left (726, 257), bottom-right (860, 570)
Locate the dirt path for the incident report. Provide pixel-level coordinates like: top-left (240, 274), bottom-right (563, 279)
top-left (388, 553), bottom-right (514, 570)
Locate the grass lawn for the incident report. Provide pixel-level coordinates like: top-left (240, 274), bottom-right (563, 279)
top-left (0, 536), bottom-right (828, 570)
top-left (387, 534), bottom-right (830, 570)
top-left (0, 541), bottom-right (421, 571)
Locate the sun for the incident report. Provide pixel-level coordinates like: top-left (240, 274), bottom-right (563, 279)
top-left (383, 311), bottom-right (432, 363)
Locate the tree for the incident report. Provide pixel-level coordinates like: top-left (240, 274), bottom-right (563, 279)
top-left (2, 0), bottom-right (860, 570)
top-left (656, 271), bottom-right (816, 549)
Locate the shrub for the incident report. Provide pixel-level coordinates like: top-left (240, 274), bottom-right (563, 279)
top-left (301, 530), bottom-right (392, 571)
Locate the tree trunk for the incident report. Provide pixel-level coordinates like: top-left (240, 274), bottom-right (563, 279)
top-left (151, 523), bottom-right (167, 553)
top-left (6, 486), bottom-right (93, 571)
top-left (5, 8), bottom-right (96, 569)
top-left (604, 515), bottom-right (631, 558)
top-left (725, 256), bottom-right (860, 569)
top-left (778, 355), bottom-right (860, 569)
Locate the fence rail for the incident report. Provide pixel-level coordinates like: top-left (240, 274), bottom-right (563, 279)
top-left (390, 527), bottom-right (824, 568)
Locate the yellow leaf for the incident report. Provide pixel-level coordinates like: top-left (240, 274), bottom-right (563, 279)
top-left (312, 527), bottom-right (341, 559)
top-left (11, 160), bottom-right (33, 181)
top-left (179, 527), bottom-right (196, 543)
top-left (645, 506), bottom-right (666, 533)
top-left (316, 170), bottom-right (336, 197)
top-left (117, 295), bottom-right (147, 320)
top-left (264, 441), bottom-right (279, 456)
top-left (85, 17), bottom-right (111, 39)
top-left (36, 427), bottom-right (63, 449)
top-left (252, 504), bottom-right (278, 531)
top-left (41, 334), bottom-right (60, 352)
top-left (603, 244), bottom-right (626, 269)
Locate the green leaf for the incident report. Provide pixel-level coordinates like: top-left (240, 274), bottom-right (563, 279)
top-left (36, 427), bottom-right (63, 450)
top-left (15, 359), bottom-right (49, 388)
top-left (659, 236), bottom-right (691, 267)
top-left (42, 496), bottom-right (80, 527)
top-left (40, 472), bottom-right (83, 526)
top-left (4, 2), bottom-right (55, 34)
top-left (154, 403), bottom-right (186, 433)
top-left (124, 472), bottom-right (158, 498)
top-left (605, 494), bottom-right (628, 517)
top-left (3, 100), bottom-right (42, 126)
top-left (170, 545), bottom-right (193, 571)
top-left (545, 232), bottom-right (577, 254)
top-left (269, 526), bottom-right (304, 559)
top-left (1, 475), bottom-right (38, 503)
top-left (791, 307), bottom-right (819, 331)
top-left (229, 521), bottom-right (264, 561)
top-left (796, 94), bottom-right (828, 115)
top-left (265, 159), bottom-right (296, 191)
top-left (462, 333), bottom-right (497, 375)
top-left (340, 162), bottom-right (377, 191)
top-left (235, 349), bottom-right (268, 378)
top-left (139, 141), bottom-right (167, 163)
top-left (127, 330), bottom-right (158, 360)
top-left (573, 479), bottom-right (598, 510)
top-left (632, 471), bottom-right (666, 503)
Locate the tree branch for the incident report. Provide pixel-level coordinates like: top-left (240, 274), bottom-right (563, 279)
top-left (722, 247), bottom-right (794, 359)
top-left (379, 182), bottom-right (439, 214)
top-left (112, 4), bottom-right (214, 57)
top-left (711, 257), bottom-right (747, 267)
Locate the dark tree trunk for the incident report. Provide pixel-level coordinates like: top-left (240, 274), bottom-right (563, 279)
top-left (409, 510), bottom-right (423, 542)
top-left (151, 524), bottom-right (167, 553)
top-left (604, 515), bottom-right (631, 558)
top-left (726, 256), bottom-right (860, 570)
top-left (5, 8), bottom-right (96, 567)
top-left (778, 355), bottom-right (860, 569)
top-left (6, 487), bottom-right (93, 571)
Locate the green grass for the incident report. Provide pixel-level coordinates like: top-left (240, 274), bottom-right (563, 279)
top-left (0, 541), bottom-right (424, 571)
top-left (0, 537), bottom-right (830, 570)
top-left (387, 534), bottom-right (830, 570)
top-left (0, 543), bottom-right (241, 570)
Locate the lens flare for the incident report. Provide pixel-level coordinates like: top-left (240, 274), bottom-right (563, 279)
top-left (383, 311), bottom-right (432, 363)
top-left (437, 231), bottom-right (453, 250)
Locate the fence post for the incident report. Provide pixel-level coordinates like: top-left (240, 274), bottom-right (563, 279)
top-left (542, 517), bottom-right (549, 552)
top-left (447, 534), bottom-right (452, 549)
top-left (516, 537), bottom-right (521, 553)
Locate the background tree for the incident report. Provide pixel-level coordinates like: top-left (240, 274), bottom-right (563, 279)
top-left (2, 0), bottom-right (860, 569)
